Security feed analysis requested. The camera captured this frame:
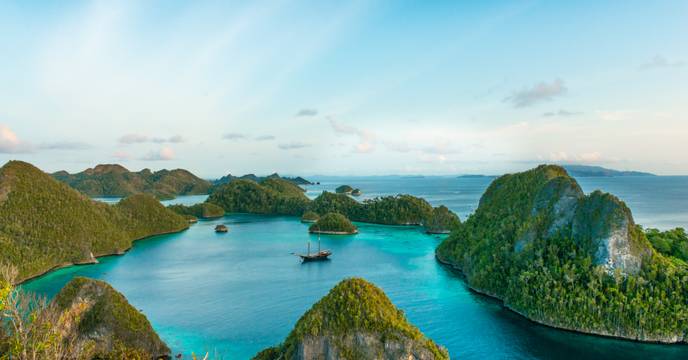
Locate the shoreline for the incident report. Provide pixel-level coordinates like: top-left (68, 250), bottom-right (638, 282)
top-left (309, 229), bottom-right (359, 235)
top-left (17, 226), bottom-right (190, 285)
top-left (434, 252), bottom-right (688, 345)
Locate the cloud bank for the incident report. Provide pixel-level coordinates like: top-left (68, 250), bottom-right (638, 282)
top-left (504, 79), bottom-right (567, 108)
top-left (141, 147), bottom-right (175, 161)
top-left (119, 134), bottom-right (184, 144)
top-left (295, 108), bottom-right (318, 117)
top-left (639, 55), bottom-right (685, 70)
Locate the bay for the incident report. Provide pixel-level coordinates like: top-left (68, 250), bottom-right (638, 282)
top-left (24, 175), bottom-right (688, 359)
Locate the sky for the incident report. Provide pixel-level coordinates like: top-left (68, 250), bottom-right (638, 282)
top-left (0, 1), bottom-right (686, 177)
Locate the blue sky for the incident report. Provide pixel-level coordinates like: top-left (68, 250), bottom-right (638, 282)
top-left (0, 1), bottom-right (686, 176)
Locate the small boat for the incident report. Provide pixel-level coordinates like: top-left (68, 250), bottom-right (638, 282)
top-left (215, 224), bottom-right (228, 233)
top-left (295, 233), bottom-right (331, 262)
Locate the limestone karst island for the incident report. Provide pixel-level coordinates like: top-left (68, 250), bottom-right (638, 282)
top-left (1, 1), bottom-right (686, 359)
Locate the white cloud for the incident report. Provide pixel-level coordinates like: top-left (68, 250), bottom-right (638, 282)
top-left (119, 134), bottom-right (184, 144)
top-left (295, 108), bottom-right (318, 117)
top-left (254, 135), bottom-right (275, 141)
top-left (0, 125), bottom-right (32, 153)
top-left (330, 119), bottom-right (376, 153)
top-left (141, 146), bottom-right (175, 161)
top-left (39, 141), bottom-right (92, 150)
top-left (542, 109), bottom-right (582, 117)
top-left (639, 55), bottom-right (685, 70)
top-left (546, 151), bottom-right (602, 163)
top-left (113, 151), bottom-right (131, 160)
top-left (223, 133), bottom-right (248, 140)
top-left (278, 142), bottom-right (311, 150)
top-left (504, 79), bottom-right (567, 108)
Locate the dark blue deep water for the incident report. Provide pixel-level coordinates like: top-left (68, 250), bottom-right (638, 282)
top-left (23, 175), bottom-right (688, 359)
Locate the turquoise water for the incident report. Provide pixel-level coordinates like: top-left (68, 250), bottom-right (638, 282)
top-left (24, 176), bottom-right (688, 359)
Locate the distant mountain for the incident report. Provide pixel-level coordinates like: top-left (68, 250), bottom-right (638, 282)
top-left (457, 174), bottom-right (495, 179)
top-left (252, 278), bottom-right (449, 359)
top-left (213, 172), bottom-right (314, 186)
top-left (1, 161), bottom-right (188, 282)
top-left (563, 165), bottom-right (655, 177)
top-left (52, 164), bottom-right (212, 200)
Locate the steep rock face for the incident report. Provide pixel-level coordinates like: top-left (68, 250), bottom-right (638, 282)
top-left (252, 278), bottom-right (449, 360)
top-left (294, 333), bottom-right (440, 360)
top-left (572, 191), bottom-right (647, 274)
top-left (53, 277), bottom-right (169, 359)
top-left (464, 164), bottom-right (644, 275)
top-left (435, 165), bottom-right (677, 342)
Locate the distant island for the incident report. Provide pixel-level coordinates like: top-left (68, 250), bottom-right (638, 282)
top-left (52, 164), bottom-right (212, 200)
top-left (1, 161), bottom-right (189, 283)
top-left (457, 174), bottom-right (495, 179)
top-left (336, 184), bottom-right (362, 196)
top-left (335, 184), bottom-right (354, 194)
top-left (207, 179), bottom-right (461, 233)
top-left (214, 172), bottom-right (314, 186)
top-left (562, 164), bottom-right (655, 177)
top-left (252, 278), bottom-right (449, 359)
top-left (437, 164), bottom-right (688, 343)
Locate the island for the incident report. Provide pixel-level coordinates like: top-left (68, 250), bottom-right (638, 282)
top-left (335, 185), bottom-right (354, 194)
top-left (168, 202), bottom-right (225, 219)
top-left (308, 212), bottom-right (358, 235)
top-left (0, 272), bottom-right (170, 359)
top-left (351, 188), bottom-right (362, 196)
top-left (0, 161), bottom-right (189, 283)
top-left (207, 181), bottom-right (461, 232)
top-left (214, 172), bottom-right (314, 186)
top-left (562, 164), bottom-right (655, 177)
top-left (300, 210), bottom-right (320, 223)
top-left (424, 205), bottom-right (461, 234)
top-left (436, 164), bottom-right (688, 343)
top-left (252, 278), bottom-right (449, 359)
top-left (52, 164), bottom-right (213, 200)
top-left (207, 178), bottom-right (311, 216)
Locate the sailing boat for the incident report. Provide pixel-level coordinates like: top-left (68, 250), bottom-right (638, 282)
top-left (296, 228), bottom-right (331, 262)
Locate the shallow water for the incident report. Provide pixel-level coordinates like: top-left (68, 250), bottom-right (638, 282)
top-left (24, 175), bottom-right (688, 359)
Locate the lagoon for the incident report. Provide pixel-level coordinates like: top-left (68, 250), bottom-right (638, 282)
top-left (24, 175), bottom-right (688, 359)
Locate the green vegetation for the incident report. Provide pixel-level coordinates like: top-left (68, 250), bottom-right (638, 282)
top-left (1, 265), bottom-right (169, 359)
top-left (206, 178), bottom-right (310, 215)
top-left (425, 205), bottom-right (461, 234)
top-left (646, 227), bottom-right (688, 262)
top-left (53, 277), bottom-right (170, 359)
top-left (52, 164), bottom-right (212, 200)
top-left (0, 161), bottom-right (188, 283)
top-left (335, 185), bottom-right (354, 194)
top-left (359, 195), bottom-right (434, 225)
top-left (252, 278), bottom-right (449, 360)
top-left (309, 213), bottom-right (358, 234)
top-left (300, 211), bottom-right (320, 223)
top-left (309, 192), bottom-right (440, 226)
top-left (214, 172), bottom-right (313, 186)
top-left (437, 165), bottom-right (688, 342)
top-left (209, 183), bottom-right (459, 228)
top-left (168, 202), bottom-right (225, 219)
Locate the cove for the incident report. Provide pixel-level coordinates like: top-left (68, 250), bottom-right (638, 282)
top-left (23, 213), bottom-right (688, 359)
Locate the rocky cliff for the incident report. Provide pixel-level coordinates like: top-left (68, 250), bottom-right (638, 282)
top-left (52, 277), bottom-right (170, 359)
top-left (252, 278), bottom-right (449, 360)
top-left (437, 165), bottom-right (687, 343)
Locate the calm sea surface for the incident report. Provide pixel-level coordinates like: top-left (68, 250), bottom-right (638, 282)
top-left (24, 175), bottom-right (688, 359)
